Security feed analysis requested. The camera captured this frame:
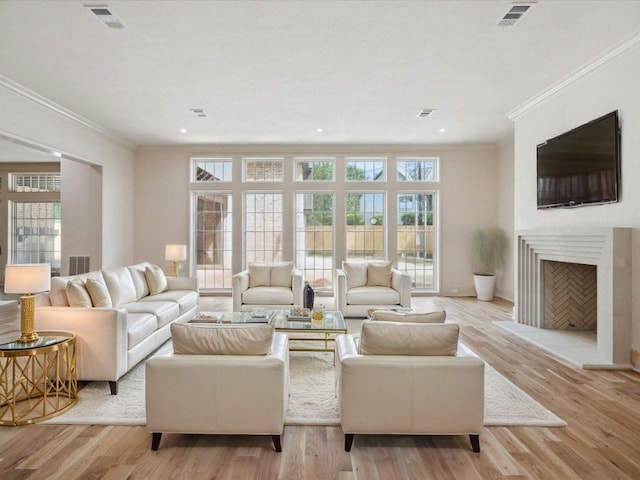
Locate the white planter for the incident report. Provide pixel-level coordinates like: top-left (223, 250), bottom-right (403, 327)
top-left (473, 274), bottom-right (496, 301)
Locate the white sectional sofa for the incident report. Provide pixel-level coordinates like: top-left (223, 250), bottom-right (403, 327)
top-left (34, 262), bottom-right (198, 394)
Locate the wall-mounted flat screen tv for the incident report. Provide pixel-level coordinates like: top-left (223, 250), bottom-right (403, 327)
top-left (536, 110), bottom-right (620, 209)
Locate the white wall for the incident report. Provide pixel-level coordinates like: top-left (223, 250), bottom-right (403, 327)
top-left (0, 83), bottom-right (136, 268)
top-left (497, 135), bottom-right (515, 301)
top-left (512, 43), bottom-right (640, 368)
top-left (134, 144), bottom-right (503, 295)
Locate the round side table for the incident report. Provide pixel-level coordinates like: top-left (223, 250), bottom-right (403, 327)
top-left (0, 331), bottom-right (77, 426)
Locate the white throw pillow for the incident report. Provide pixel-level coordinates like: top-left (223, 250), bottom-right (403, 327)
top-left (85, 278), bottom-right (112, 308)
top-left (171, 322), bottom-right (274, 355)
top-left (371, 310), bottom-right (446, 323)
top-left (359, 321), bottom-right (459, 356)
top-left (270, 262), bottom-right (293, 287)
top-left (249, 264), bottom-right (271, 287)
top-left (66, 279), bottom-right (92, 308)
top-left (343, 261), bottom-right (367, 289)
top-left (367, 261), bottom-right (392, 287)
top-left (145, 265), bottom-right (168, 294)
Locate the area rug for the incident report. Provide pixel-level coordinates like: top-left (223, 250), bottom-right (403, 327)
top-left (45, 341), bottom-right (565, 427)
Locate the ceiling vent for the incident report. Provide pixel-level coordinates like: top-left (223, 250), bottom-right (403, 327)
top-left (498, 3), bottom-right (534, 27)
top-left (417, 108), bottom-right (436, 118)
top-left (85, 4), bottom-right (125, 29)
top-left (190, 108), bottom-right (208, 118)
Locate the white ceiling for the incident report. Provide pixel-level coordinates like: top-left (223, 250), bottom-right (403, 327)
top-left (1, 0), bottom-right (640, 147)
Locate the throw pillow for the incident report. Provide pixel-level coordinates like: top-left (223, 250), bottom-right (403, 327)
top-left (367, 261), bottom-right (392, 287)
top-left (249, 264), bottom-right (271, 287)
top-left (128, 265), bottom-right (150, 300)
top-left (171, 322), bottom-right (274, 355)
top-left (145, 265), bottom-right (168, 294)
top-left (358, 321), bottom-right (459, 356)
top-left (370, 310), bottom-right (446, 323)
top-left (270, 262), bottom-right (293, 287)
top-left (85, 278), bottom-right (113, 308)
top-left (343, 261), bottom-right (367, 289)
top-left (66, 279), bottom-right (92, 308)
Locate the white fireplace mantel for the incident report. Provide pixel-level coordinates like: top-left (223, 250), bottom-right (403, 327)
top-left (516, 228), bottom-right (632, 366)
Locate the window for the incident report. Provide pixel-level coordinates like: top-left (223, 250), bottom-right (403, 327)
top-left (243, 158), bottom-right (284, 182)
top-left (345, 158), bottom-right (386, 182)
top-left (244, 192), bottom-right (283, 264)
top-left (295, 192), bottom-right (334, 289)
top-left (11, 173), bottom-right (61, 192)
top-left (194, 192), bottom-right (232, 289)
top-left (294, 158), bottom-right (335, 181)
top-left (346, 192), bottom-right (385, 261)
top-left (396, 158), bottom-right (437, 182)
top-left (11, 202), bottom-right (61, 275)
top-left (192, 159), bottom-right (232, 182)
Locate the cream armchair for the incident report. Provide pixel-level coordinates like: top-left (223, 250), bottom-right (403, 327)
top-left (335, 261), bottom-right (411, 317)
top-left (233, 262), bottom-right (303, 312)
top-left (335, 321), bottom-right (485, 452)
top-left (146, 324), bottom-right (289, 452)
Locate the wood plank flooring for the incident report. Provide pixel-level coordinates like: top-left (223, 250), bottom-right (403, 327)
top-left (1, 296), bottom-right (639, 479)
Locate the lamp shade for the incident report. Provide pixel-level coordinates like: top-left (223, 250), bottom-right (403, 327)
top-left (165, 244), bottom-right (187, 262)
top-left (4, 263), bottom-right (51, 294)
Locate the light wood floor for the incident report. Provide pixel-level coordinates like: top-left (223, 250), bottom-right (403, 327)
top-left (2, 296), bottom-right (640, 479)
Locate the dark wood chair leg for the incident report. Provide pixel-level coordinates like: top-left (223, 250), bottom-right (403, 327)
top-left (470, 434), bottom-right (480, 453)
top-left (345, 433), bottom-right (355, 452)
top-left (271, 435), bottom-right (282, 452)
top-left (109, 381), bottom-right (118, 395)
top-left (151, 432), bottom-right (162, 451)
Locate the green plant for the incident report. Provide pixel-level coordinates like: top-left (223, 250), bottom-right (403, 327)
top-left (471, 227), bottom-right (507, 275)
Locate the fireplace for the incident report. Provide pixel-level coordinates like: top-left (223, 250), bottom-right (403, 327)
top-left (516, 228), bottom-right (631, 366)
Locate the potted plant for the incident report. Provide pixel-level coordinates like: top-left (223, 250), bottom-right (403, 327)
top-left (471, 227), bottom-right (507, 301)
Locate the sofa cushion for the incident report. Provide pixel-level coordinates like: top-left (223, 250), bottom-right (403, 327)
top-left (242, 286), bottom-right (293, 305)
top-left (359, 321), bottom-right (460, 356)
top-left (145, 265), bottom-right (168, 294)
top-left (370, 310), bottom-right (446, 323)
top-left (66, 280), bottom-right (92, 308)
top-left (171, 322), bottom-right (274, 355)
top-left (270, 262), bottom-right (293, 287)
top-left (139, 290), bottom-right (198, 314)
top-left (367, 261), bottom-right (392, 287)
top-left (343, 262), bottom-right (367, 289)
top-left (123, 301), bottom-right (179, 328)
top-left (249, 264), bottom-right (271, 287)
top-left (127, 313), bottom-right (157, 348)
top-left (347, 286), bottom-right (400, 306)
top-left (85, 278), bottom-right (112, 307)
top-left (50, 271), bottom-right (106, 307)
top-left (102, 267), bottom-right (138, 307)
top-left (128, 263), bottom-right (151, 300)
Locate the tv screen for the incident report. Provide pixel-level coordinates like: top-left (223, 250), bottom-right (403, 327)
top-left (536, 111), bottom-right (620, 209)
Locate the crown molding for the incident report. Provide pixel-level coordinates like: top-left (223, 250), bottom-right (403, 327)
top-left (0, 74), bottom-right (135, 149)
top-left (507, 29), bottom-right (640, 121)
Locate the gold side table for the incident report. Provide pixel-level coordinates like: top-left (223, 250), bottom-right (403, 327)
top-left (0, 331), bottom-right (77, 426)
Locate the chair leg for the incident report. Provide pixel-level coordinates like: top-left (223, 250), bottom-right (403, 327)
top-left (271, 435), bottom-right (282, 452)
top-left (345, 433), bottom-right (355, 452)
top-left (151, 432), bottom-right (162, 451)
top-left (109, 381), bottom-right (118, 395)
top-left (470, 434), bottom-right (480, 453)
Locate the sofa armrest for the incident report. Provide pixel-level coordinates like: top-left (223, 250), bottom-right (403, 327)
top-left (166, 276), bottom-right (198, 292)
top-left (35, 306), bottom-right (128, 382)
top-left (232, 270), bottom-right (250, 311)
top-left (335, 269), bottom-right (347, 313)
top-left (391, 269), bottom-right (412, 307)
top-left (292, 269), bottom-right (304, 306)
top-left (335, 334), bottom-right (359, 393)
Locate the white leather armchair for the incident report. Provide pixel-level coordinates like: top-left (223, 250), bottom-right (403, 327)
top-left (335, 322), bottom-right (485, 452)
top-left (335, 261), bottom-right (411, 317)
top-left (146, 331), bottom-right (290, 452)
top-left (232, 262), bottom-right (303, 312)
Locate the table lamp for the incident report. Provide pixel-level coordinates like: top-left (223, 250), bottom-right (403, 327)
top-left (165, 244), bottom-right (187, 277)
top-left (4, 263), bottom-right (51, 343)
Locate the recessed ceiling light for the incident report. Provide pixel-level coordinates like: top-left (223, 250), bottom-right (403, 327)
top-left (180, 128), bottom-right (187, 134)
top-left (438, 128), bottom-right (447, 133)
top-left (316, 128), bottom-right (324, 133)
top-left (52, 151), bottom-right (63, 158)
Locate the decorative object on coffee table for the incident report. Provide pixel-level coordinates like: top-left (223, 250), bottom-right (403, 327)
top-left (303, 281), bottom-right (314, 309)
top-left (165, 244), bottom-right (187, 277)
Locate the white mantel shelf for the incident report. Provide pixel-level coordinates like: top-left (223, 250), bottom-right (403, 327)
top-left (515, 228), bottom-right (632, 368)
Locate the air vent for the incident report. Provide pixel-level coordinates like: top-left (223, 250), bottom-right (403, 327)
top-left (85, 4), bottom-right (125, 29)
top-left (498, 3), bottom-right (534, 27)
top-left (190, 108), bottom-right (208, 118)
top-left (417, 108), bottom-right (436, 118)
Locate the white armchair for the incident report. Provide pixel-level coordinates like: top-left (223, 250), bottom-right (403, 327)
top-left (335, 321), bottom-right (485, 452)
top-left (232, 262), bottom-right (304, 312)
top-left (146, 325), bottom-right (289, 452)
top-left (335, 261), bottom-right (411, 317)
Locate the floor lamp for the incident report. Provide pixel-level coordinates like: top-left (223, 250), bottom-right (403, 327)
top-left (165, 244), bottom-right (187, 277)
top-left (4, 263), bottom-right (51, 343)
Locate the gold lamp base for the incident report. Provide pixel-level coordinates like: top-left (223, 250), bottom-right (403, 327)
top-left (18, 294), bottom-right (39, 343)
top-left (171, 261), bottom-right (179, 277)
